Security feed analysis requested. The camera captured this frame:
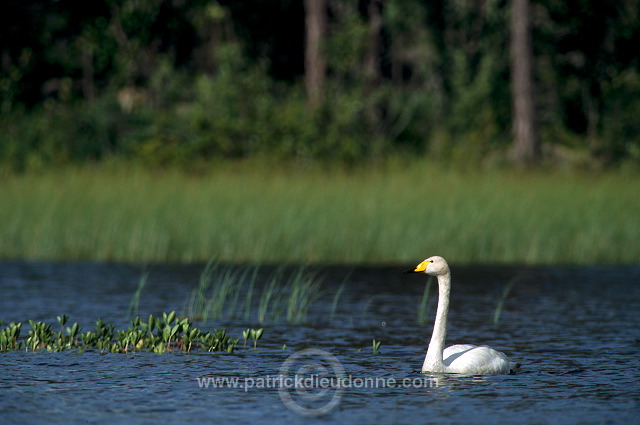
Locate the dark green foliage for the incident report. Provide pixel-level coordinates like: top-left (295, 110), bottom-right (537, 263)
top-left (0, 0), bottom-right (639, 170)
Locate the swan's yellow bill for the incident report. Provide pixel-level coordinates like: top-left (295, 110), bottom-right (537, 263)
top-left (414, 261), bottom-right (427, 272)
top-left (406, 260), bottom-right (430, 273)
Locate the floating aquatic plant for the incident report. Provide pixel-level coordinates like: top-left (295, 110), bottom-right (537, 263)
top-left (372, 339), bottom-right (381, 354)
top-left (242, 329), bottom-right (250, 348)
top-left (250, 328), bottom-right (263, 350)
top-left (0, 312), bottom-right (260, 354)
top-left (0, 322), bottom-right (22, 351)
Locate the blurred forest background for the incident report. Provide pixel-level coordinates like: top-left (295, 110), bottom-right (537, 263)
top-left (1, 0), bottom-right (639, 171)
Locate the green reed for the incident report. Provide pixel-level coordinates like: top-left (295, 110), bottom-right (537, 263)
top-left (188, 263), bottom-right (330, 324)
top-left (243, 266), bottom-right (259, 321)
top-left (188, 261), bottom-right (258, 321)
top-left (257, 269), bottom-right (279, 323)
top-left (329, 278), bottom-right (349, 322)
top-left (188, 259), bottom-right (217, 320)
top-left (492, 277), bottom-right (519, 324)
top-left (1, 162), bottom-right (638, 264)
top-left (285, 267), bottom-right (323, 323)
top-left (417, 276), bottom-right (434, 325)
top-left (128, 270), bottom-right (149, 318)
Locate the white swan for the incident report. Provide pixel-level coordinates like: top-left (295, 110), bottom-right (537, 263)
top-left (405, 256), bottom-right (518, 375)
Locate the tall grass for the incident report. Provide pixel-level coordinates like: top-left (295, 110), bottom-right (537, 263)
top-left (1, 162), bottom-right (638, 264)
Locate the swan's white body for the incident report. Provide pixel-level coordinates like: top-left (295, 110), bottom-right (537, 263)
top-left (407, 256), bottom-right (518, 375)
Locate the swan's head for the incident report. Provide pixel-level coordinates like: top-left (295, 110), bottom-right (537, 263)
top-left (404, 256), bottom-right (449, 276)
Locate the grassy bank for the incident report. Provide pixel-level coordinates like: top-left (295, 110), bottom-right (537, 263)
top-left (1, 162), bottom-right (638, 264)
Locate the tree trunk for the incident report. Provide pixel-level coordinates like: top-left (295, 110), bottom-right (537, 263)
top-left (364, 0), bottom-right (383, 131)
top-left (364, 0), bottom-right (383, 89)
top-left (81, 48), bottom-right (95, 102)
top-left (510, 0), bottom-right (540, 164)
top-left (304, 0), bottom-right (327, 109)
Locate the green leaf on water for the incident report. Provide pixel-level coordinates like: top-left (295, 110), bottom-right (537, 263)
top-left (372, 339), bottom-right (381, 354)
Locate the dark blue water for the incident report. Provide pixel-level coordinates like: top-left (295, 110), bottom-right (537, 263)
top-left (1, 261), bottom-right (639, 424)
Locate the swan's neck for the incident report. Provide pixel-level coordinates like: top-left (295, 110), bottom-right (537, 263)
top-left (424, 272), bottom-right (451, 370)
